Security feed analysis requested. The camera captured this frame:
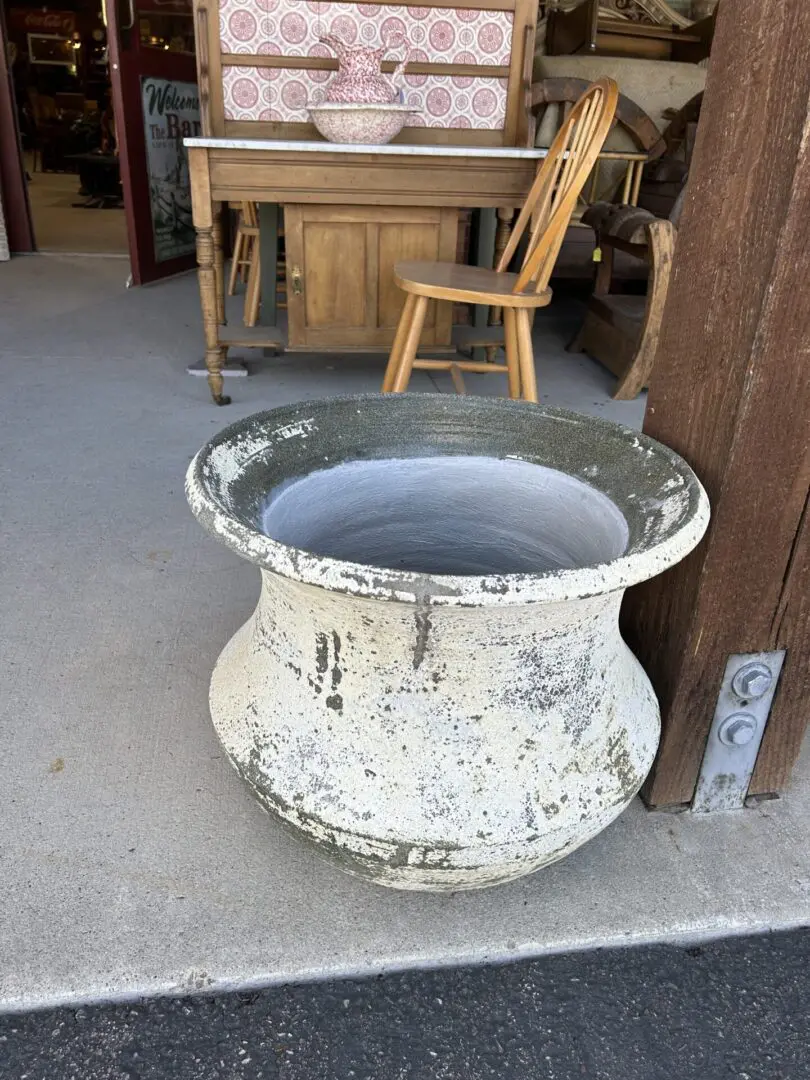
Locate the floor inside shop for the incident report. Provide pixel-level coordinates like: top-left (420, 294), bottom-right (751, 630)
top-left (24, 155), bottom-right (128, 255)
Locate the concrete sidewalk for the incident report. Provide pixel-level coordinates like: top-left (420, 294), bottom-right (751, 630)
top-left (1, 255), bottom-right (808, 1014)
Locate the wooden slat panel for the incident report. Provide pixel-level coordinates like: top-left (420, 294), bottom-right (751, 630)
top-left (504, 0), bottom-right (537, 145)
top-left (377, 221), bottom-right (443, 329)
top-left (209, 152), bottom-right (540, 206)
top-left (199, 0), bottom-right (224, 136)
top-left (208, 152), bottom-right (537, 208)
top-left (220, 55), bottom-right (511, 79)
top-left (621, 0), bottom-right (810, 805)
top-left (436, 207), bottom-right (462, 341)
top-left (303, 220), bottom-right (368, 328)
top-left (222, 119), bottom-right (505, 146)
top-left (291, 206), bottom-right (443, 224)
top-left (365, 222), bottom-right (380, 333)
top-left (265, 0), bottom-right (519, 9)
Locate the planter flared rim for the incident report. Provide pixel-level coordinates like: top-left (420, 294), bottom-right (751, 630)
top-left (186, 394), bottom-right (710, 607)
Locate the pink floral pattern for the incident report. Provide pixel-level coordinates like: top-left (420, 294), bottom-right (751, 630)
top-left (219, 2), bottom-right (513, 127)
top-left (223, 64), bottom-right (507, 128)
top-left (219, 0), bottom-right (513, 65)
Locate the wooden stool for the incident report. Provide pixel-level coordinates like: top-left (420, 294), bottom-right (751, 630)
top-left (381, 78), bottom-right (619, 402)
top-left (227, 202), bottom-right (261, 326)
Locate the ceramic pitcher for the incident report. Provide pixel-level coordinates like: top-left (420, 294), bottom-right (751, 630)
top-left (321, 30), bottom-right (411, 105)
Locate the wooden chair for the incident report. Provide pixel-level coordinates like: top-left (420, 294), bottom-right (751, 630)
top-left (227, 202), bottom-right (261, 326)
top-left (381, 77), bottom-right (619, 402)
top-left (568, 202), bottom-right (675, 399)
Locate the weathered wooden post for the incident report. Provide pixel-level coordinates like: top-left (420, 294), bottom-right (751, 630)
top-left (622, 0), bottom-right (810, 808)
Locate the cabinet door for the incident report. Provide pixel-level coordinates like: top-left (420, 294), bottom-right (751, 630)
top-left (285, 206), bottom-right (459, 350)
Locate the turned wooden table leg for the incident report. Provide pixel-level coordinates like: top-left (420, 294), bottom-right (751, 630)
top-left (212, 201), bottom-right (226, 326)
top-left (189, 146), bottom-right (229, 406)
top-left (489, 207), bottom-right (515, 329)
top-left (196, 224), bottom-right (230, 406)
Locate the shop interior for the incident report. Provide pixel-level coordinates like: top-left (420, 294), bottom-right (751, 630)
top-left (3, 0), bottom-right (193, 254)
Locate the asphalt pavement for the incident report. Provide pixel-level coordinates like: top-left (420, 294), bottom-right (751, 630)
top-left (2, 930), bottom-right (808, 1080)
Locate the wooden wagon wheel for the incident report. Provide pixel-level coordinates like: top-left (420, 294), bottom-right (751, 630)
top-left (529, 77), bottom-right (667, 159)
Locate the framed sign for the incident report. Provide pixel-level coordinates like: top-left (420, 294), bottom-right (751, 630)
top-left (140, 76), bottom-right (200, 261)
top-left (27, 33), bottom-right (76, 68)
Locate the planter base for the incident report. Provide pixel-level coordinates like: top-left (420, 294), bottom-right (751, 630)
top-left (210, 583), bottom-right (660, 892)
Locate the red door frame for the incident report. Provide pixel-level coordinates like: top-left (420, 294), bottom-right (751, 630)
top-left (105, 0), bottom-right (198, 283)
top-left (0, 0), bottom-right (34, 252)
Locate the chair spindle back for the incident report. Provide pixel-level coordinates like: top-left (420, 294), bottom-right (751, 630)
top-left (497, 77), bottom-right (619, 295)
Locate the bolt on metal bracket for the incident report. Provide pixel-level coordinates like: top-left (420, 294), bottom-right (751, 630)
top-left (692, 650), bottom-right (785, 813)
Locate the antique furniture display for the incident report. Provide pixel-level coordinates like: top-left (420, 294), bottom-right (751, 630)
top-left (531, 74), bottom-right (667, 208)
top-left (187, 138), bottom-right (547, 403)
top-left (530, 54), bottom-right (704, 276)
top-left (187, 0), bottom-right (543, 403)
top-left (545, 0), bottom-right (716, 61)
top-left (381, 78), bottom-right (619, 401)
top-left (568, 202), bottom-right (675, 399)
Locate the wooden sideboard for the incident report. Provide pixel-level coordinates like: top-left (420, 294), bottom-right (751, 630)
top-left (186, 138), bottom-right (546, 404)
top-left (185, 0), bottom-right (543, 403)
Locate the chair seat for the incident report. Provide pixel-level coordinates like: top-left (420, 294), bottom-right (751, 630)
top-left (394, 261), bottom-right (553, 309)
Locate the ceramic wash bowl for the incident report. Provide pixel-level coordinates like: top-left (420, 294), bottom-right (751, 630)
top-left (308, 102), bottom-right (416, 145)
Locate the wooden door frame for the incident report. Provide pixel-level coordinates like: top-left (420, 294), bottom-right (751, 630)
top-left (622, 0), bottom-right (810, 807)
top-left (106, 0), bottom-right (199, 284)
top-left (0, 0), bottom-right (34, 252)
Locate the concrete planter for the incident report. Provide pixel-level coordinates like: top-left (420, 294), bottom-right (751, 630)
top-left (186, 395), bottom-right (709, 891)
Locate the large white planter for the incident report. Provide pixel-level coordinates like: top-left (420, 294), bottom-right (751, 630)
top-left (187, 395), bottom-right (709, 891)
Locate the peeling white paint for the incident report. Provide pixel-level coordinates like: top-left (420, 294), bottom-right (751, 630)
top-left (273, 418), bottom-right (317, 440)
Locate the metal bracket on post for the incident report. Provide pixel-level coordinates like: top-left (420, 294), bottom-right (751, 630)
top-left (692, 651), bottom-right (786, 813)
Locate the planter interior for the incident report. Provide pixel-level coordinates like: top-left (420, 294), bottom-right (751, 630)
top-left (187, 394), bottom-right (709, 891)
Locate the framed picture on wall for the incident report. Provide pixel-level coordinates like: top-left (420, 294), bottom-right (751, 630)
top-left (27, 33), bottom-right (76, 68)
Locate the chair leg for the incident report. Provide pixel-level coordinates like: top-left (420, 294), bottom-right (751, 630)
top-left (240, 234), bottom-right (253, 283)
top-left (382, 294), bottom-right (417, 393)
top-left (515, 309), bottom-right (539, 403)
top-left (243, 241), bottom-right (261, 327)
top-left (391, 295), bottom-right (429, 393)
top-left (503, 308), bottom-right (522, 400)
top-left (228, 230), bottom-right (243, 296)
top-left (449, 363), bottom-right (467, 395)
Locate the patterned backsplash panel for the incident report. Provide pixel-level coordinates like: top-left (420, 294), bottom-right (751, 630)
top-left (219, 1), bottom-right (514, 126)
top-left (219, 1), bottom-right (514, 64)
top-left (222, 65), bottom-right (508, 126)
